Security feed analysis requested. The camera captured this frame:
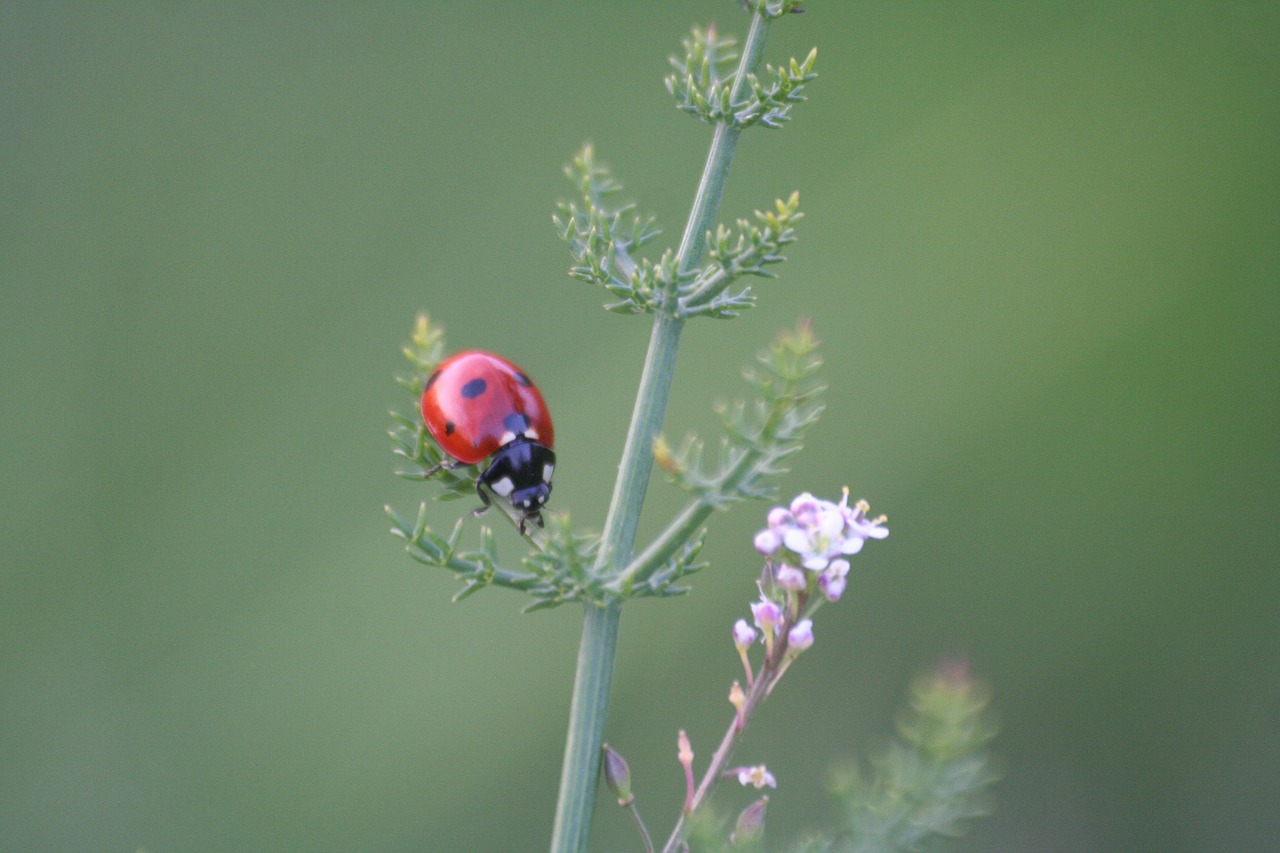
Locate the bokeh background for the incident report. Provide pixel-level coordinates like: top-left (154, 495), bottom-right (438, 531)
top-left (3, 2), bottom-right (1277, 851)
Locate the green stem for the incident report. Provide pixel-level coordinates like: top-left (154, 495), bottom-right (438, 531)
top-left (549, 601), bottom-right (621, 853)
top-left (548, 296), bottom-right (687, 853)
top-left (613, 499), bottom-right (712, 593)
top-left (548, 11), bottom-right (774, 853)
top-left (626, 800), bottom-right (657, 853)
top-left (616, 361), bottom-right (801, 591)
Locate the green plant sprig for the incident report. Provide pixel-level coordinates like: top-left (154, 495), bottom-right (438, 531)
top-left (387, 507), bottom-right (539, 603)
top-left (558, 22), bottom-right (814, 323)
top-left (666, 21), bottom-right (817, 130)
top-left (553, 145), bottom-right (665, 316)
top-left (554, 157), bottom-right (806, 322)
top-left (387, 498), bottom-right (612, 610)
top-left (611, 321), bottom-right (824, 596)
top-left (678, 192), bottom-right (804, 318)
top-left (823, 666), bottom-right (1000, 852)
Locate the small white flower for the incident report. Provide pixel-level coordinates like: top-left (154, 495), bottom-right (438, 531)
top-left (781, 495), bottom-right (850, 570)
top-left (757, 490), bottom-right (889, 572)
top-left (838, 490), bottom-right (889, 544)
top-left (733, 764), bottom-right (777, 789)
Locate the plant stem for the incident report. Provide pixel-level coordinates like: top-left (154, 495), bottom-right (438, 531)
top-left (549, 10), bottom-right (774, 853)
top-left (626, 800), bottom-right (657, 853)
top-left (549, 601), bottom-right (621, 853)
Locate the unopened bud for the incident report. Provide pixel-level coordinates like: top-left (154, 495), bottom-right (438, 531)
top-left (775, 563), bottom-right (807, 590)
top-left (734, 620), bottom-right (757, 686)
top-left (601, 743), bottom-right (633, 806)
top-left (411, 313), bottom-right (432, 348)
top-left (750, 598), bottom-right (782, 636)
top-left (677, 729), bottom-right (694, 768)
top-left (729, 680), bottom-right (747, 729)
top-left (753, 528), bottom-right (781, 555)
top-left (678, 729), bottom-right (696, 813)
top-left (786, 618), bottom-right (814, 655)
top-left (729, 680), bottom-right (746, 713)
top-left (818, 559), bottom-right (849, 602)
top-left (730, 795), bottom-right (768, 846)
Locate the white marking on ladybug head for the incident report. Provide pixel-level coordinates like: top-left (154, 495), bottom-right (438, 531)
top-left (499, 430), bottom-right (517, 446)
top-left (491, 477), bottom-right (515, 497)
top-left (543, 463), bottom-right (554, 483)
top-left (526, 428), bottom-right (540, 440)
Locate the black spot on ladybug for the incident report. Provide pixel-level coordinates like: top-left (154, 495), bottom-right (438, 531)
top-left (461, 377), bottom-right (487, 398)
top-left (515, 371), bottom-right (533, 387)
top-left (504, 411), bottom-right (531, 435)
top-left (425, 369), bottom-right (442, 391)
top-left (444, 420), bottom-right (455, 435)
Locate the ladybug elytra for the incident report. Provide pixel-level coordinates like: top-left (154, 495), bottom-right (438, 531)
top-left (420, 350), bottom-right (555, 533)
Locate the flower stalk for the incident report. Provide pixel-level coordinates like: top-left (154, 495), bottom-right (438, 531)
top-left (661, 661), bottom-right (774, 853)
top-left (661, 490), bottom-right (888, 852)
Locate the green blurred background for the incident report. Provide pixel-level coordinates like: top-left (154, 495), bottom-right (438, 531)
top-left (3, 2), bottom-right (1277, 850)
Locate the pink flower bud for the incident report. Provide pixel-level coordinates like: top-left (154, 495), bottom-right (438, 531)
top-left (601, 743), bottom-right (633, 806)
top-left (678, 729), bottom-right (696, 814)
top-left (750, 598), bottom-right (783, 635)
top-left (729, 680), bottom-right (746, 712)
top-left (787, 618), bottom-right (814, 653)
top-left (753, 528), bottom-right (781, 555)
top-left (731, 796), bottom-right (768, 845)
top-left (775, 563), bottom-right (807, 590)
top-left (818, 558), bottom-right (850, 602)
top-left (790, 492), bottom-right (821, 521)
top-left (819, 573), bottom-right (847, 601)
top-left (677, 730), bottom-right (694, 766)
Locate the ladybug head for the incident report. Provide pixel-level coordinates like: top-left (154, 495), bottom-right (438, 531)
top-left (478, 437), bottom-right (556, 531)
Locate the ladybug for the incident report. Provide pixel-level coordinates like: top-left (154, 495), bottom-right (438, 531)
top-left (420, 350), bottom-right (555, 534)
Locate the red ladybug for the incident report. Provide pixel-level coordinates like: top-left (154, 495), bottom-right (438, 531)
top-left (420, 350), bottom-right (555, 533)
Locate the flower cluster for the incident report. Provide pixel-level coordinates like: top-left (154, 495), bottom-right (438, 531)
top-left (735, 489), bottom-right (888, 681)
top-left (709, 489), bottom-right (887, 804)
top-left (754, 488), bottom-right (888, 578)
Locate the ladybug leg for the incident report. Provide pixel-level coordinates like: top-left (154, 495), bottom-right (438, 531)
top-left (422, 458), bottom-right (462, 479)
top-left (471, 480), bottom-right (493, 518)
top-left (518, 509), bottom-right (545, 536)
